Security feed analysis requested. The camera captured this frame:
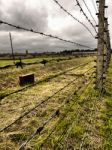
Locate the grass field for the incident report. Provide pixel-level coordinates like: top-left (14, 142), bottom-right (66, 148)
top-left (0, 55), bottom-right (75, 67)
top-left (0, 55), bottom-right (111, 150)
top-left (0, 57), bottom-right (49, 67)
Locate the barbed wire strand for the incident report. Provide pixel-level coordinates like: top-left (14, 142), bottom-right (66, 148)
top-left (0, 76), bottom-right (81, 132)
top-left (0, 20), bottom-right (92, 49)
top-left (75, 0), bottom-right (110, 52)
top-left (75, 0), bottom-right (97, 33)
top-left (52, 0), bottom-right (95, 38)
top-left (53, 77), bottom-right (94, 148)
top-left (52, 0), bottom-right (109, 52)
top-left (18, 108), bottom-right (60, 150)
top-left (40, 77), bottom-right (94, 149)
top-left (0, 64), bottom-right (94, 132)
top-left (19, 86), bottom-right (82, 149)
top-left (19, 102), bottom-right (72, 149)
top-left (0, 60), bottom-right (95, 101)
top-left (19, 73), bottom-right (94, 150)
top-left (82, 0), bottom-right (97, 24)
top-left (40, 76), bottom-right (93, 147)
top-left (55, 83), bottom-right (93, 147)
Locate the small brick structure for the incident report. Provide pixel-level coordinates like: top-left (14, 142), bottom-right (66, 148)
top-left (19, 73), bottom-right (34, 86)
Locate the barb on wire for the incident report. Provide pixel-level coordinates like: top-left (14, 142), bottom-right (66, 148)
top-left (19, 108), bottom-right (60, 150)
top-left (82, 0), bottom-right (97, 24)
top-left (0, 20), bottom-right (92, 49)
top-left (52, 0), bottom-right (95, 38)
top-left (75, 0), bottom-right (97, 33)
top-left (19, 103), bottom-right (69, 149)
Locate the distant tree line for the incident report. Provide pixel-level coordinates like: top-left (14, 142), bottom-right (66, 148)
top-left (59, 49), bottom-right (97, 54)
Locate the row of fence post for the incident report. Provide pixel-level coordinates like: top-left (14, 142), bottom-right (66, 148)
top-left (96, 0), bottom-right (111, 90)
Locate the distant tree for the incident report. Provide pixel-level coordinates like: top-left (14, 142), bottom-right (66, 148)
top-left (26, 50), bottom-right (29, 55)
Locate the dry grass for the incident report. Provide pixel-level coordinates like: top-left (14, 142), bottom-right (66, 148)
top-left (0, 56), bottom-right (91, 95)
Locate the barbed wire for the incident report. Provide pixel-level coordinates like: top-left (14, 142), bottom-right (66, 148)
top-left (82, 0), bottom-right (97, 24)
top-left (18, 87), bottom-right (80, 149)
top-left (40, 77), bottom-right (94, 149)
top-left (52, 0), bottom-right (95, 38)
top-left (75, 0), bottom-right (97, 33)
top-left (52, 0), bottom-right (109, 52)
top-left (75, 0), bottom-right (110, 52)
top-left (0, 64), bottom-right (94, 133)
top-left (0, 20), bottom-right (92, 49)
top-left (19, 73), bottom-right (94, 150)
top-left (53, 77), bottom-right (94, 148)
top-left (18, 108), bottom-right (60, 150)
top-left (39, 92), bottom-right (79, 148)
top-left (0, 76), bottom-right (80, 132)
top-left (0, 60), bottom-right (94, 101)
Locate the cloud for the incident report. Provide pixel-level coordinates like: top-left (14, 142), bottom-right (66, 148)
top-left (0, 0), bottom-right (48, 31)
top-left (0, 0), bottom-right (111, 53)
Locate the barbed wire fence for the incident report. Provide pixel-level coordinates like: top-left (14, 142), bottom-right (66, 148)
top-left (0, 65), bottom-right (95, 149)
top-left (0, 0), bottom-right (111, 149)
top-left (0, 0), bottom-right (111, 90)
top-left (18, 72), bottom-right (94, 150)
top-left (95, 0), bottom-right (111, 90)
top-left (52, 0), bottom-right (95, 38)
top-left (0, 65), bottom-right (94, 132)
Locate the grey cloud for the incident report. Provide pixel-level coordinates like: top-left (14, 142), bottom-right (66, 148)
top-left (0, 31), bottom-right (77, 53)
top-left (0, 0), bottom-right (111, 53)
top-left (0, 0), bottom-right (48, 32)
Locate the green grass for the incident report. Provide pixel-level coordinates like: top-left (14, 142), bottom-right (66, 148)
top-left (0, 57), bottom-right (42, 67)
top-left (0, 59), bottom-right (14, 66)
top-left (0, 55), bottom-right (75, 67)
top-left (101, 60), bottom-right (112, 150)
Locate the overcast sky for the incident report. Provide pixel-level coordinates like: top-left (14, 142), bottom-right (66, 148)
top-left (0, 0), bottom-right (111, 53)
